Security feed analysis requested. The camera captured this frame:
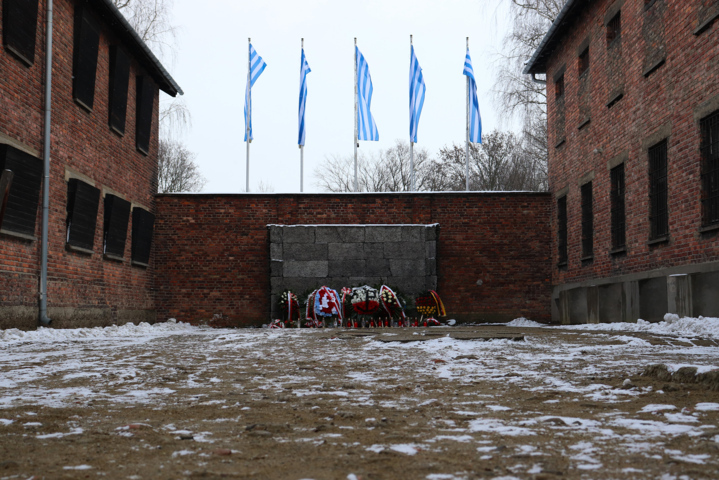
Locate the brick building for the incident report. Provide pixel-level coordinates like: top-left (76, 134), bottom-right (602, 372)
top-left (0, 0), bottom-right (181, 328)
top-left (524, 0), bottom-right (719, 323)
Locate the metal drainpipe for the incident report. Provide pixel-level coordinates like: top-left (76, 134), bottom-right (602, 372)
top-left (531, 73), bottom-right (547, 85)
top-left (39, 0), bottom-right (53, 327)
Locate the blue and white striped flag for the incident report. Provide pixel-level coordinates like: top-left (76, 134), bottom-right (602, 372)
top-left (409, 45), bottom-right (426, 143)
top-left (244, 44), bottom-right (267, 142)
top-left (463, 48), bottom-right (482, 144)
top-left (298, 48), bottom-right (311, 146)
top-left (356, 46), bottom-right (379, 141)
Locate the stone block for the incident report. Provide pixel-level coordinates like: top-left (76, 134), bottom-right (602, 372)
top-left (268, 226), bottom-right (283, 243)
top-left (364, 242), bottom-right (384, 258)
top-left (279, 277), bottom-right (321, 296)
top-left (425, 225), bottom-right (438, 241)
top-left (384, 242), bottom-right (425, 259)
top-left (668, 274), bottom-right (692, 318)
top-left (328, 243), bottom-right (365, 260)
top-left (425, 259), bottom-right (436, 276)
top-left (390, 259), bottom-right (426, 277)
top-left (392, 276), bottom-right (427, 295)
top-left (316, 226), bottom-right (365, 243)
top-left (283, 260), bottom-right (328, 278)
top-left (365, 226), bottom-right (402, 242)
top-left (366, 258), bottom-right (391, 276)
top-left (425, 241), bottom-right (436, 259)
top-left (270, 243), bottom-right (283, 260)
top-left (285, 243), bottom-right (328, 261)
top-left (348, 277), bottom-right (380, 288)
top-left (427, 275), bottom-right (437, 291)
top-left (401, 227), bottom-right (424, 242)
top-left (329, 259), bottom-right (366, 277)
top-left (283, 226), bottom-right (315, 244)
top-left (270, 260), bottom-right (283, 277)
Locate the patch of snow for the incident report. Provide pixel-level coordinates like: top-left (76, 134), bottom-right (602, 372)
top-left (695, 403), bottom-right (719, 411)
top-left (506, 318), bottom-right (544, 327)
top-left (63, 465), bottom-right (92, 470)
top-left (639, 404), bottom-right (676, 413)
top-left (390, 444), bottom-right (419, 455)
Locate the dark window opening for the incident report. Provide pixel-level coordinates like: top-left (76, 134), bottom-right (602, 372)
top-left (648, 139), bottom-right (669, 240)
top-left (701, 111), bottom-right (719, 227)
top-left (581, 182), bottom-right (594, 259)
top-left (2, 0), bottom-right (39, 66)
top-left (103, 194), bottom-right (131, 259)
top-left (0, 145), bottom-right (42, 237)
top-left (135, 76), bottom-right (155, 155)
top-left (607, 11), bottom-right (621, 45)
top-left (109, 46), bottom-right (131, 135)
top-left (610, 163), bottom-right (626, 250)
top-left (66, 179), bottom-right (100, 252)
top-left (73, 6), bottom-right (100, 111)
top-left (555, 74), bottom-right (565, 100)
top-left (557, 196), bottom-right (568, 265)
top-left (578, 48), bottom-right (589, 77)
top-left (131, 207), bottom-right (155, 266)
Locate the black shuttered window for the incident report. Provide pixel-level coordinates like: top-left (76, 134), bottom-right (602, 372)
top-left (109, 46), bottom-right (131, 135)
top-left (135, 76), bottom-right (155, 155)
top-left (648, 140), bottom-right (669, 240)
top-left (581, 182), bottom-right (594, 259)
top-left (557, 196), bottom-right (568, 266)
top-left (73, 6), bottom-right (100, 111)
top-left (103, 194), bottom-right (131, 259)
top-left (131, 207), bottom-right (155, 266)
top-left (610, 163), bottom-right (626, 250)
top-left (66, 179), bottom-right (101, 252)
top-left (0, 145), bottom-right (42, 237)
top-left (700, 111), bottom-right (719, 227)
top-left (2, 0), bottom-right (39, 66)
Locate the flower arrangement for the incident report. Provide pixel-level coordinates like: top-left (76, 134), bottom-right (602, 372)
top-left (414, 290), bottom-right (446, 317)
top-left (379, 285), bottom-right (406, 321)
top-left (279, 290), bottom-right (300, 324)
top-left (350, 286), bottom-right (380, 316)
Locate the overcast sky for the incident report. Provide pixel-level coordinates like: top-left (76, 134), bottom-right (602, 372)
top-left (168, 0), bottom-right (514, 193)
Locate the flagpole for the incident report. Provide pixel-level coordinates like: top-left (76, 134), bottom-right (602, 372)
top-left (410, 35), bottom-right (415, 192)
top-left (246, 38), bottom-right (251, 193)
top-left (300, 38), bottom-right (304, 193)
top-left (465, 37), bottom-right (470, 192)
top-left (354, 38), bottom-right (359, 193)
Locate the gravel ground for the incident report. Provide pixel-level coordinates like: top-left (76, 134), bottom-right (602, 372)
top-left (0, 323), bottom-right (718, 479)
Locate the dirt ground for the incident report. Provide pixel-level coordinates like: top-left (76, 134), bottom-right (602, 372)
top-left (0, 325), bottom-right (718, 479)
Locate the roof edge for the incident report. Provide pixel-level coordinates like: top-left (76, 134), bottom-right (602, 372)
top-left (523, 0), bottom-right (580, 76)
top-left (96, 0), bottom-right (183, 97)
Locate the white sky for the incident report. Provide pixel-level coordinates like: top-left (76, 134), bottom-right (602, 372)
top-left (168, 0), bottom-right (514, 193)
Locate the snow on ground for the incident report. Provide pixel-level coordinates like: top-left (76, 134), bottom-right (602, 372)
top-left (0, 319), bottom-right (718, 478)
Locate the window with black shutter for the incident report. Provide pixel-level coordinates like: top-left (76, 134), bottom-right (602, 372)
top-left (135, 76), bottom-right (155, 155)
top-left (581, 182), bottom-right (594, 259)
top-left (66, 179), bottom-right (100, 252)
top-left (607, 11), bottom-right (621, 45)
top-left (557, 195), bottom-right (568, 266)
top-left (578, 47), bottom-right (589, 77)
top-left (0, 144), bottom-right (42, 239)
top-left (610, 163), bottom-right (626, 251)
top-left (648, 139), bottom-right (669, 240)
top-left (73, 6), bottom-right (100, 111)
top-left (103, 194), bottom-right (130, 260)
top-left (2, 0), bottom-right (39, 66)
top-left (109, 46), bottom-right (131, 135)
top-left (555, 74), bottom-right (565, 100)
top-left (700, 111), bottom-right (719, 227)
top-left (131, 207), bottom-right (155, 266)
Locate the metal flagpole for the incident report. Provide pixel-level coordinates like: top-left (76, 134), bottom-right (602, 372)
top-left (465, 37), bottom-right (470, 192)
top-left (300, 38), bottom-right (304, 193)
top-left (410, 35), bottom-right (415, 192)
top-left (354, 38), bottom-right (359, 193)
top-left (246, 38), bottom-right (251, 193)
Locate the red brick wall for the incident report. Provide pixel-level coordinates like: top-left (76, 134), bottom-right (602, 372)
top-left (546, 0), bottom-right (719, 287)
top-left (154, 193), bottom-right (552, 327)
top-left (0, 0), bottom-right (160, 328)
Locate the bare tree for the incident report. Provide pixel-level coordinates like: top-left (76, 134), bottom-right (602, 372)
top-left (436, 130), bottom-right (545, 191)
top-left (157, 140), bottom-right (206, 193)
top-left (314, 141), bottom-right (436, 193)
top-left (492, 0), bottom-right (566, 192)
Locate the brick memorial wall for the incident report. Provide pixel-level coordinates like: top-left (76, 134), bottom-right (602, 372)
top-left (268, 224), bottom-right (439, 318)
top-left (154, 192), bottom-right (552, 327)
